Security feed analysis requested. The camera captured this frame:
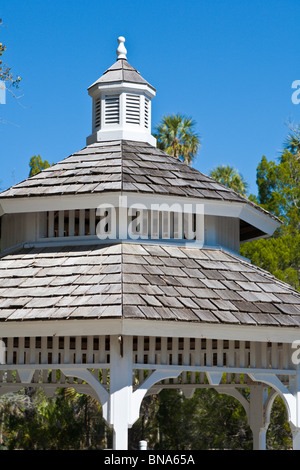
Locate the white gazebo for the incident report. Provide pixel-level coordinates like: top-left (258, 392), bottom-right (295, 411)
top-left (0, 37), bottom-right (300, 451)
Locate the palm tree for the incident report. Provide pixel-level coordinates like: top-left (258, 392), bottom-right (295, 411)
top-left (154, 114), bottom-right (201, 165)
top-left (209, 165), bottom-right (248, 196)
top-left (284, 123), bottom-right (300, 159)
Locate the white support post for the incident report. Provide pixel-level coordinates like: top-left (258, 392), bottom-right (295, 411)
top-left (292, 429), bottom-right (300, 450)
top-left (109, 335), bottom-right (133, 450)
top-left (249, 385), bottom-right (268, 450)
top-left (289, 364), bottom-right (300, 450)
top-left (249, 371), bottom-right (300, 450)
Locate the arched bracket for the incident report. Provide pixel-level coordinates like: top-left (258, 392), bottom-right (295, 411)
top-left (264, 388), bottom-right (278, 427)
top-left (130, 369), bottom-right (181, 425)
top-left (248, 373), bottom-right (297, 428)
top-left (61, 368), bottom-right (109, 421)
top-left (216, 385), bottom-right (250, 422)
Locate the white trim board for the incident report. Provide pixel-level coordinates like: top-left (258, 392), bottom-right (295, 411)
top-left (0, 191), bottom-right (280, 236)
top-left (0, 318), bottom-right (298, 344)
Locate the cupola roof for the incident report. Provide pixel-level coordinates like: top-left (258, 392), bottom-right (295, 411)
top-left (88, 52), bottom-right (156, 92)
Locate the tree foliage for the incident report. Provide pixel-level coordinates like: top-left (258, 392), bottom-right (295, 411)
top-left (240, 123), bottom-right (300, 291)
top-left (0, 387), bottom-right (110, 450)
top-left (154, 114), bottom-right (201, 164)
top-left (0, 386), bottom-right (292, 450)
top-left (209, 165), bottom-right (248, 196)
top-left (29, 155), bottom-right (51, 177)
top-left (249, 124), bottom-right (300, 235)
top-left (0, 19), bottom-right (21, 89)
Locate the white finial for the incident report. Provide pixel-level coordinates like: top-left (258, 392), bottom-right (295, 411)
top-left (117, 36), bottom-right (127, 60)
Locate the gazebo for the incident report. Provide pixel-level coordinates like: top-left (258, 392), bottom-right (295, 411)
top-left (0, 37), bottom-right (300, 451)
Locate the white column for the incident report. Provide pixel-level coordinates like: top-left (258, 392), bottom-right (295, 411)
top-left (289, 364), bottom-right (300, 450)
top-left (292, 429), bottom-right (300, 450)
top-left (118, 196), bottom-right (128, 240)
top-left (249, 385), bottom-right (268, 450)
top-left (109, 335), bottom-right (133, 450)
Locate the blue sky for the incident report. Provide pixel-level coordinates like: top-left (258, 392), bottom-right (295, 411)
top-left (1, 0), bottom-right (300, 195)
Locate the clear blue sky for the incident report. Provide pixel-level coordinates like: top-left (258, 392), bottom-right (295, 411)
top-left (1, 0), bottom-right (300, 195)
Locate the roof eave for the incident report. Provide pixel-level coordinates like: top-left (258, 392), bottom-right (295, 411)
top-left (0, 317), bottom-right (299, 344)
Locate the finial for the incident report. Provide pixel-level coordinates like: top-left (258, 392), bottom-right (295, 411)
top-left (117, 36), bottom-right (127, 60)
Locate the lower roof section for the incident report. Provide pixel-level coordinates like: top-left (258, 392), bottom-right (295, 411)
top-left (0, 241), bottom-right (299, 331)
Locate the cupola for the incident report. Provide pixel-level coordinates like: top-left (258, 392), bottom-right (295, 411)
top-left (86, 37), bottom-right (156, 146)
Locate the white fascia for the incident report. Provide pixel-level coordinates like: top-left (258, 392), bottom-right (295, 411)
top-left (88, 81), bottom-right (156, 99)
top-left (0, 191), bottom-right (280, 236)
top-left (123, 193), bottom-right (281, 236)
top-left (0, 318), bottom-right (298, 345)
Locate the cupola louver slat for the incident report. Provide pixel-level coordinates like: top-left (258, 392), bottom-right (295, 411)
top-left (105, 95), bottom-right (120, 124)
top-left (144, 98), bottom-right (149, 129)
top-left (94, 98), bottom-right (101, 129)
top-left (126, 94), bottom-right (140, 125)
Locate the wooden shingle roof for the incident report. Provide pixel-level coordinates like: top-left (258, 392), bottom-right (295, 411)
top-left (0, 242), bottom-right (299, 326)
top-left (0, 140), bottom-right (279, 223)
top-left (88, 59), bottom-right (156, 91)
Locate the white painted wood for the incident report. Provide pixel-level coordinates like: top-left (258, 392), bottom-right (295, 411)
top-left (86, 47), bottom-right (156, 148)
top-left (61, 367), bottom-right (109, 421)
top-left (206, 372), bottom-right (223, 385)
top-left (131, 369), bottom-right (181, 425)
top-left (58, 211), bottom-right (64, 237)
top-left (116, 36), bottom-right (127, 59)
top-left (249, 373), bottom-right (297, 428)
top-left (109, 335), bottom-right (133, 450)
top-left (79, 209), bottom-right (85, 236)
top-left (17, 369), bottom-right (34, 383)
top-left (88, 208), bottom-right (96, 236)
top-left (1, 212), bottom-right (39, 251)
top-left (48, 211), bottom-right (54, 237)
top-left (249, 386), bottom-right (268, 450)
top-left (0, 191), bottom-right (280, 241)
top-left (1, 318), bottom-right (300, 346)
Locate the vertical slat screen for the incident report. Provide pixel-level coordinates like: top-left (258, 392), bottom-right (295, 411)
top-left (126, 94), bottom-right (140, 125)
top-left (94, 97), bottom-right (101, 129)
top-left (105, 95), bottom-right (120, 124)
top-left (144, 98), bottom-right (149, 128)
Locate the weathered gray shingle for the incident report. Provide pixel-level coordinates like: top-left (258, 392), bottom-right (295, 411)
top-left (0, 242), bottom-right (300, 327)
top-left (0, 141), bottom-right (280, 230)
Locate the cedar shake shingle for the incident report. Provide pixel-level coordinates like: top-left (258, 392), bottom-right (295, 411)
top-left (0, 242), bottom-right (299, 327)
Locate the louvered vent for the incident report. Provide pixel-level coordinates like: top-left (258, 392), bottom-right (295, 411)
top-left (144, 98), bottom-right (149, 128)
top-left (94, 98), bottom-right (101, 129)
top-left (105, 95), bottom-right (120, 124)
top-left (126, 94), bottom-right (140, 125)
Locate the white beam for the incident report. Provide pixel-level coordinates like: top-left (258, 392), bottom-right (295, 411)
top-left (0, 191), bottom-right (280, 236)
top-left (0, 318), bottom-right (299, 345)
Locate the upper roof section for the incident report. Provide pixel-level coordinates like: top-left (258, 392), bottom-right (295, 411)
top-left (0, 140), bottom-right (281, 242)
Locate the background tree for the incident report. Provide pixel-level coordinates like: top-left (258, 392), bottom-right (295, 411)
top-left (284, 122), bottom-right (300, 158)
top-left (154, 113), bottom-right (201, 164)
top-left (0, 387), bottom-right (110, 450)
top-left (209, 165), bottom-right (248, 196)
top-left (0, 19), bottom-right (21, 93)
top-left (240, 124), bottom-right (300, 290)
top-left (29, 155), bottom-right (51, 177)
